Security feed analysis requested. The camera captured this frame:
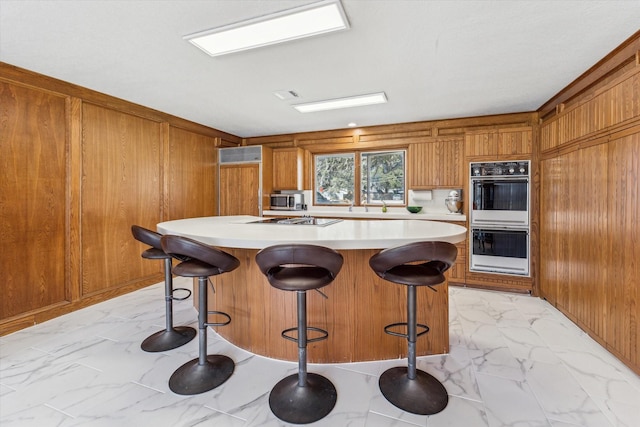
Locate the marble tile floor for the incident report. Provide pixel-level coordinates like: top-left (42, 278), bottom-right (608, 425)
top-left (1, 278), bottom-right (639, 427)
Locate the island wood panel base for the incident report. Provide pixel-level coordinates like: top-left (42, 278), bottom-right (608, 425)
top-left (201, 248), bottom-right (449, 363)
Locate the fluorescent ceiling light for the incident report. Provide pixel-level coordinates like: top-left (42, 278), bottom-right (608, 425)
top-left (293, 92), bottom-right (388, 113)
top-left (184, 0), bottom-right (349, 57)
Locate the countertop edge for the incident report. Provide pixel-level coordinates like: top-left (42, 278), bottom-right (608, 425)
top-left (262, 210), bottom-right (467, 222)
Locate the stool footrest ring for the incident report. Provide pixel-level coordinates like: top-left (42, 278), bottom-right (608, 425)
top-left (205, 310), bottom-right (231, 327)
top-left (171, 287), bottom-right (192, 301)
top-left (281, 326), bottom-right (328, 343)
top-left (383, 322), bottom-right (430, 339)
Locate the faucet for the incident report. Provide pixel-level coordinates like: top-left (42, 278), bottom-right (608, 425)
top-left (363, 202), bottom-right (369, 212)
top-left (348, 202), bottom-right (353, 212)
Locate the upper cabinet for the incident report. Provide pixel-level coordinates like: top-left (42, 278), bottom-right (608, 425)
top-left (273, 147), bottom-right (303, 190)
top-left (408, 138), bottom-right (464, 189)
top-left (465, 127), bottom-right (532, 159)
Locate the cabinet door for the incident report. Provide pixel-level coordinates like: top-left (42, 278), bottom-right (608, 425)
top-left (219, 164), bottom-right (260, 216)
top-left (409, 139), bottom-right (464, 188)
top-left (438, 139), bottom-right (464, 187)
top-left (273, 148), bottom-right (302, 190)
top-left (448, 241), bottom-right (466, 283)
top-left (464, 131), bottom-right (498, 157)
top-left (497, 128), bottom-right (532, 156)
top-left (465, 128), bottom-right (532, 159)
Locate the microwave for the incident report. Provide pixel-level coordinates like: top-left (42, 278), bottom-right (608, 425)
top-left (270, 193), bottom-right (304, 211)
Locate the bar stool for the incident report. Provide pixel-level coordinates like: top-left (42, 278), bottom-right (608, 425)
top-left (160, 235), bottom-right (240, 395)
top-left (369, 241), bottom-right (457, 415)
top-left (131, 225), bottom-right (196, 352)
top-left (255, 244), bottom-right (343, 424)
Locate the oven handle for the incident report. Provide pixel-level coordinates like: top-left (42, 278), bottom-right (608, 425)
top-left (472, 228), bottom-right (529, 234)
top-left (471, 219), bottom-right (528, 225)
top-left (470, 176), bottom-right (529, 181)
top-left (472, 263), bottom-right (528, 273)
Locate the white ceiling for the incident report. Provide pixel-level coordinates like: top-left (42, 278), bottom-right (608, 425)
top-left (1, 0), bottom-right (639, 138)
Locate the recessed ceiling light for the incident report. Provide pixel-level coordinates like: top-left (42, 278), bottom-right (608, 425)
top-left (293, 92), bottom-right (387, 113)
top-left (348, 122), bottom-right (357, 127)
top-left (184, 0), bottom-right (349, 57)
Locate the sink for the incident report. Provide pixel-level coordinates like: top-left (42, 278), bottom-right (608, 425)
top-left (248, 217), bottom-right (342, 227)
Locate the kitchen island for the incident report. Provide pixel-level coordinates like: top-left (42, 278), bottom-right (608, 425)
top-left (158, 216), bottom-right (466, 363)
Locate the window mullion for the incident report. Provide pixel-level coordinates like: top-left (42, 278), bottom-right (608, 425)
top-left (354, 153), bottom-right (362, 205)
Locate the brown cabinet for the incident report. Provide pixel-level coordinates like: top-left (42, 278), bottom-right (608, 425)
top-left (462, 126), bottom-right (534, 293)
top-left (273, 147), bottom-right (303, 190)
top-left (441, 221), bottom-right (466, 284)
top-left (218, 146), bottom-right (273, 216)
top-left (408, 138), bottom-right (464, 189)
top-left (219, 164), bottom-right (261, 216)
top-left (540, 133), bottom-right (638, 371)
top-left (465, 127), bottom-right (532, 158)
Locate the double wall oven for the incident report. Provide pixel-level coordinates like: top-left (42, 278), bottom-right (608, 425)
top-left (469, 161), bottom-right (530, 276)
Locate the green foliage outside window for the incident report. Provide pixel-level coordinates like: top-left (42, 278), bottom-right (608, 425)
top-left (315, 153), bottom-right (354, 203)
top-left (314, 150), bottom-right (405, 205)
top-left (361, 151), bottom-right (405, 203)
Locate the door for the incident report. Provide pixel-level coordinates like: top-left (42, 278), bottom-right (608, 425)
top-left (219, 164), bottom-right (260, 216)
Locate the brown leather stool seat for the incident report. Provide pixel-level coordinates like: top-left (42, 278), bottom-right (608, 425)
top-left (161, 235), bottom-right (240, 395)
top-left (255, 244), bottom-right (343, 424)
top-left (131, 225), bottom-right (196, 352)
top-left (369, 241), bottom-right (457, 415)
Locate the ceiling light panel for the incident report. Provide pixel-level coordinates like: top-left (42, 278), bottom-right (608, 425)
top-left (293, 92), bottom-right (388, 113)
top-left (185, 0), bottom-right (349, 57)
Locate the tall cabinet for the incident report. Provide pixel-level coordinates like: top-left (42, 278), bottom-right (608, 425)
top-left (219, 146), bottom-right (273, 216)
top-left (539, 65), bottom-right (640, 375)
top-left (463, 127), bottom-right (534, 293)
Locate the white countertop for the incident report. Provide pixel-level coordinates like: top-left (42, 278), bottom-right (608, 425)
top-left (262, 209), bottom-right (466, 222)
top-left (158, 215), bottom-right (467, 250)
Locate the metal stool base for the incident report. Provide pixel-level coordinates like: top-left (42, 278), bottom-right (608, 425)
top-left (169, 355), bottom-right (234, 395)
top-left (141, 326), bottom-right (196, 352)
top-left (379, 366), bottom-right (448, 415)
top-left (269, 373), bottom-right (337, 424)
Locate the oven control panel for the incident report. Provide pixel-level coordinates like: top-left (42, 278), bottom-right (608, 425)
top-left (470, 161), bottom-right (529, 177)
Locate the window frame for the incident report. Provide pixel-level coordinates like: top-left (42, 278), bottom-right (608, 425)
top-left (313, 148), bottom-right (407, 207)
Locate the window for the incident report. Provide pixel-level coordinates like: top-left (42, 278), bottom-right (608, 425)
top-left (314, 150), bottom-right (405, 205)
top-left (361, 151), bottom-right (405, 204)
top-left (314, 153), bottom-right (355, 204)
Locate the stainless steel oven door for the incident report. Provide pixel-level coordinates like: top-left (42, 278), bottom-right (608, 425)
top-left (470, 228), bottom-right (529, 276)
top-left (470, 177), bottom-right (529, 227)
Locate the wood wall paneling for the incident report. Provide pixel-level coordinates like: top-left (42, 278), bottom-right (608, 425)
top-left (166, 126), bottom-right (218, 220)
top-left (0, 81), bottom-right (68, 319)
top-left (576, 145), bottom-right (608, 339)
top-left (539, 158), bottom-right (560, 303)
top-left (607, 132), bottom-right (639, 369)
top-left (0, 63), bottom-right (236, 334)
top-left (539, 63), bottom-right (640, 374)
top-left (540, 120), bottom-right (558, 153)
top-left (81, 103), bottom-right (162, 297)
